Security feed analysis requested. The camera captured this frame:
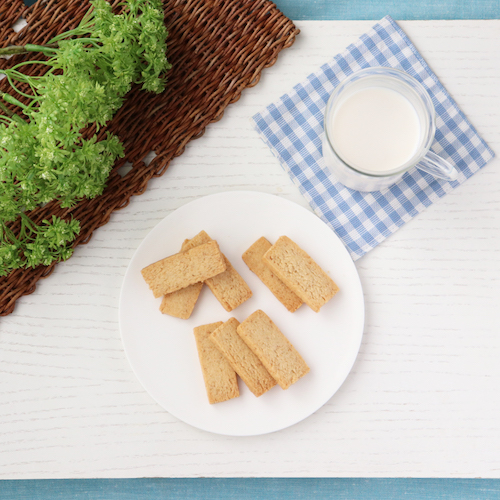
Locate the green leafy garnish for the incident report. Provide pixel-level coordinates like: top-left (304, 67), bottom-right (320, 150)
top-left (0, 0), bottom-right (171, 276)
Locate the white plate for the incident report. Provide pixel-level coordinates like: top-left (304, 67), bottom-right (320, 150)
top-left (119, 191), bottom-right (364, 436)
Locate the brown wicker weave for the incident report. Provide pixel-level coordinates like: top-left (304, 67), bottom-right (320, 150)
top-left (0, 0), bottom-right (299, 316)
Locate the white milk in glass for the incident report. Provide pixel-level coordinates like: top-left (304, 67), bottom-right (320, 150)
top-left (329, 87), bottom-right (421, 174)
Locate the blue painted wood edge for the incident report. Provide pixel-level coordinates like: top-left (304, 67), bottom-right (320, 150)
top-left (21, 0), bottom-right (500, 18)
top-left (2, 478), bottom-right (500, 500)
top-left (272, 0), bottom-right (500, 20)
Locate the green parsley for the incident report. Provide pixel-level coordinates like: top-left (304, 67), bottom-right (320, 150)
top-left (0, 0), bottom-right (171, 276)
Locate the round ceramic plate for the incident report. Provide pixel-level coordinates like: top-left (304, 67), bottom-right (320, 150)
top-left (119, 191), bottom-right (364, 436)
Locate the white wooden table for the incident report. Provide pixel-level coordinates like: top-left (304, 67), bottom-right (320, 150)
top-left (1, 20), bottom-right (499, 479)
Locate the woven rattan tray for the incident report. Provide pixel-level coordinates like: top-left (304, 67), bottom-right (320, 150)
top-left (0, 0), bottom-right (299, 315)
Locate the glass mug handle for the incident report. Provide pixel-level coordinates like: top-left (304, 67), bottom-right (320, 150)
top-left (417, 151), bottom-right (459, 181)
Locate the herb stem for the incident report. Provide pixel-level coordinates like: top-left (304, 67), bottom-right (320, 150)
top-left (2, 75), bottom-right (34, 101)
top-left (0, 100), bottom-right (14, 117)
top-left (0, 43), bottom-right (58, 57)
top-left (0, 92), bottom-right (28, 112)
top-left (48, 26), bottom-right (93, 45)
top-left (0, 221), bottom-right (18, 246)
top-left (20, 213), bottom-right (38, 235)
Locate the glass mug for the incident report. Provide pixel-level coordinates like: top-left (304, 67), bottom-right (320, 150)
top-left (322, 67), bottom-right (458, 192)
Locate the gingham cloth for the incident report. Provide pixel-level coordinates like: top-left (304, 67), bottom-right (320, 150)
top-left (252, 16), bottom-right (495, 260)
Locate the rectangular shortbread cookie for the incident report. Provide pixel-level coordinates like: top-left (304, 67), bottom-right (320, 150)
top-left (242, 237), bottom-right (302, 313)
top-left (181, 230), bottom-right (212, 252)
top-left (262, 236), bottom-right (339, 312)
top-left (160, 282), bottom-right (203, 319)
top-left (141, 240), bottom-right (226, 298)
top-left (205, 255), bottom-right (252, 312)
top-left (193, 322), bottom-right (239, 404)
top-left (159, 231), bottom-right (212, 319)
top-left (210, 318), bottom-right (276, 397)
top-left (236, 310), bottom-right (309, 390)
top-left (181, 231), bottom-right (252, 312)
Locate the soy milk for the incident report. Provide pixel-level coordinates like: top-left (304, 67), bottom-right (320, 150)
top-left (329, 86), bottom-right (421, 173)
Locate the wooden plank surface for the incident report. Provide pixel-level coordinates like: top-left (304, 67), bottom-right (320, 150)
top-left (0, 20), bottom-right (499, 478)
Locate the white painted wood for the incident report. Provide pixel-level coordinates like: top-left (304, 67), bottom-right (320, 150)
top-left (0, 20), bottom-right (499, 479)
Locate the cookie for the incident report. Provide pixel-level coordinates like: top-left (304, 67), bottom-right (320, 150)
top-left (236, 310), bottom-right (309, 390)
top-left (242, 237), bottom-right (302, 312)
top-left (141, 240), bottom-right (226, 298)
top-left (159, 231), bottom-right (213, 319)
top-left (262, 236), bottom-right (339, 312)
top-left (210, 318), bottom-right (276, 397)
top-left (193, 322), bottom-right (239, 404)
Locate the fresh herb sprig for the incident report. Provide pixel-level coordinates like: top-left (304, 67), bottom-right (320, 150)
top-left (0, 0), bottom-right (171, 277)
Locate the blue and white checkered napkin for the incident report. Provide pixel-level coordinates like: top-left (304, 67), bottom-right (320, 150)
top-left (252, 16), bottom-right (495, 261)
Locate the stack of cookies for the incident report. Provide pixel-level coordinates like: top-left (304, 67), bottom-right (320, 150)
top-left (194, 310), bottom-right (310, 404)
top-left (141, 231), bottom-right (252, 318)
top-left (243, 235), bottom-right (339, 313)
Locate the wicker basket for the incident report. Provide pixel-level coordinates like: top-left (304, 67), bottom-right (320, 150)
top-left (0, 0), bottom-right (299, 315)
